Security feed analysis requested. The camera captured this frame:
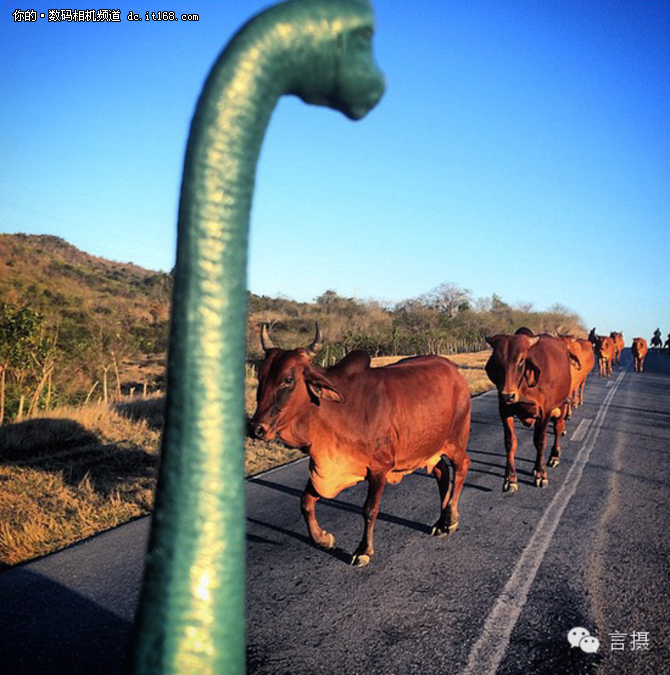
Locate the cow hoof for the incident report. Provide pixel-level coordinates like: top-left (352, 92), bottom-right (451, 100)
top-left (431, 521), bottom-right (458, 537)
top-left (534, 476), bottom-right (549, 488)
top-left (318, 532), bottom-right (336, 550)
top-left (548, 457), bottom-right (560, 468)
top-left (503, 481), bottom-right (518, 494)
top-left (351, 553), bottom-right (371, 568)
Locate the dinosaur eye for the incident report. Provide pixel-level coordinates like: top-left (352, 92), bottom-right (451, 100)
top-left (354, 26), bottom-right (373, 42)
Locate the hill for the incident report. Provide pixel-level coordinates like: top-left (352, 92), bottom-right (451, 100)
top-left (1, 234), bottom-right (172, 419)
top-left (1, 233), bottom-right (586, 423)
top-left (1, 233), bottom-right (172, 328)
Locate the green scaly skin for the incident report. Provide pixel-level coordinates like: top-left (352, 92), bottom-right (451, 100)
top-left (130, 1), bottom-right (384, 673)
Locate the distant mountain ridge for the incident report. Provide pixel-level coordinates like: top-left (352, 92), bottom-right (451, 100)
top-left (1, 233), bottom-right (172, 326)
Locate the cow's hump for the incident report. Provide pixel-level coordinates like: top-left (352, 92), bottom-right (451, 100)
top-left (330, 350), bottom-right (371, 376)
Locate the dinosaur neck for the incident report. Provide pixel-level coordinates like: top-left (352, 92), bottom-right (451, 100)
top-left (136, 12), bottom-right (333, 674)
top-left (168, 15), bottom-right (323, 435)
top-left (131, 2), bottom-right (382, 672)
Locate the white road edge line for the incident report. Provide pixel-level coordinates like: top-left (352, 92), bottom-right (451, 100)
top-left (248, 455), bottom-right (309, 481)
top-left (459, 368), bottom-right (627, 675)
top-left (570, 418), bottom-right (593, 443)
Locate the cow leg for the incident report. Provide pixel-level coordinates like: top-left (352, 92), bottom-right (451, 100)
top-left (501, 413), bottom-right (519, 493)
top-left (351, 472), bottom-right (387, 568)
top-left (532, 415), bottom-right (550, 487)
top-left (548, 405), bottom-right (566, 468)
top-left (301, 479), bottom-right (336, 550)
top-left (432, 451), bottom-right (470, 536)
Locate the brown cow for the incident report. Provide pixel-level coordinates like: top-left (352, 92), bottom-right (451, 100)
top-left (559, 336), bottom-right (596, 416)
top-left (251, 324), bottom-right (471, 567)
top-left (610, 331), bottom-right (624, 365)
top-left (631, 337), bottom-right (648, 372)
top-left (485, 333), bottom-right (572, 492)
top-left (595, 336), bottom-right (615, 377)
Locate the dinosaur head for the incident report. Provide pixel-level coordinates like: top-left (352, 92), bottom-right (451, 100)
top-left (303, 0), bottom-right (386, 120)
top-left (254, 0), bottom-right (385, 120)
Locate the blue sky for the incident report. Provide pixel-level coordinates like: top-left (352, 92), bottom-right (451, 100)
top-left (2, 0), bottom-right (669, 343)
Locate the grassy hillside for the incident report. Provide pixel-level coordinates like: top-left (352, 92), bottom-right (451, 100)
top-left (1, 233), bottom-right (172, 327)
top-left (1, 234), bottom-right (172, 417)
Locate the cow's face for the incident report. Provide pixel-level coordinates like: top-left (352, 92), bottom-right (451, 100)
top-left (250, 326), bottom-right (344, 446)
top-left (485, 334), bottom-right (540, 404)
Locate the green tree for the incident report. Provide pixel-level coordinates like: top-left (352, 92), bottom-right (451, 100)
top-left (0, 303), bottom-right (43, 424)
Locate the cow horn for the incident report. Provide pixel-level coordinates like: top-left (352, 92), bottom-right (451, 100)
top-left (305, 322), bottom-right (323, 358)
top-left (260, 323), bottom-right (276, 352)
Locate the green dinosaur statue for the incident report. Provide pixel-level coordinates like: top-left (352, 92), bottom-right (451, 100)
top-left (129, 1), bottom-right (384, 673)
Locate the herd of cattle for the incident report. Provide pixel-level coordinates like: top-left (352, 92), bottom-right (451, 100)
top-left (250, 324), bottom-right (656, 566)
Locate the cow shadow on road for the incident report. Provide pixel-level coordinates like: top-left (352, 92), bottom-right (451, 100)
top-left (251, 477), bottom-right (431, 533)
top-left (247, 515), bottom-right (352, 564)
top-left (248, 469), bottom-right (500, 564)
top-left (466, 446), bottom-right (541, 487)
top-left (248, 476), bottom-right (438, 555)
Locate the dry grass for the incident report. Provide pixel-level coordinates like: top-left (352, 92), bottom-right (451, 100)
top-left (0, 400), bottom-right (161, 569)
top-left (1, 351), bottom-right (492, 569)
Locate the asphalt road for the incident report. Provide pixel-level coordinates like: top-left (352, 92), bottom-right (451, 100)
top-left (1, 348), bottom-right (668, 675)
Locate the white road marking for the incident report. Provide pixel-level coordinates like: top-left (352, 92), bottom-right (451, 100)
top-left (459, 368), bottom-right (627, 675)
top-left (571, 418), bottom-right (593, 443)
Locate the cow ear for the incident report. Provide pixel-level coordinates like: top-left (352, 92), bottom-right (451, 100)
top-left (303, 367), bottom-right (345, 404)
top-left (568, 351), bottom-right (582, 370)
top-left (524, 358), bottom-right (541, 387)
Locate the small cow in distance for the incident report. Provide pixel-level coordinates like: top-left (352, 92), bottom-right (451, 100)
top-left (595, 335), bottom-right (615, 377)
top-left (631, 337), bottom-right (648, 372)
top-left (610, 331), bottom-right (624, 366)
top-left (485, 332), bottom-right (573, 492)
top-left (589, 328), bottom-right (616, 377)
top-left (251, 324), bottom-right (471, 567)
